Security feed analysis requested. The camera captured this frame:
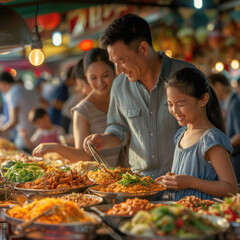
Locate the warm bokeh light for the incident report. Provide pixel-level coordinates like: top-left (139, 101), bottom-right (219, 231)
top-left (165, 50), bottom-right (173, 58)
top-left (78, 39), bottom-right (93, 51)
top-left (9, 68), bottom-right (17, 77)
top-left (231, 59), bottom-right (239, 70)
top-left (1, 52), bottom-right (10, 55)
top-left (29, 49), bottom-right (44, 66)
top-left (215, 62), bottom-right (224, 72)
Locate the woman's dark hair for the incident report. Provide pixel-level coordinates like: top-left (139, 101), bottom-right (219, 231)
top-left (75, 58), bottom-right (87, 83)
top-left (29, 107), bottom-right (48, 123)
top-left (66, 66), bottom-right (75, 81)
top-left (83, 48), bottom-right (115, 72)
top-left (100, 14), bottom-right (152, 49)
top-left (0, 71), bottom-right (14, 84)
top-left (165, 68), bottom-right (225, 133)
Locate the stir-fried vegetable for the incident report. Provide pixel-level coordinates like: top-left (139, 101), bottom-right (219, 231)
top-left (4, 161), bottom-right (44, 183)
top-left (118, 173), bottom-right (154, 187)
top-left (0, 176), bottom-right (17, 201)
top-left (203, 194), bottom-right (240, 222)
top-left (121, 205), bottom-right (222, 237)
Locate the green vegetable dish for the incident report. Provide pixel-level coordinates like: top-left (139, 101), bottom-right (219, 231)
top-left (2, 160), bottom-right (44, 183)
top-left (120, 205), bottom-right (225, 238)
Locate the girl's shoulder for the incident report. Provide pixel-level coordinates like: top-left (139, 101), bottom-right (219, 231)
top-left (174, 126), bottom-right (187, 144)
top-left (200, 128), bottom-right (233, 154)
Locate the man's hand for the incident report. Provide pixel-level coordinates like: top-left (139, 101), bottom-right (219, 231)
top-left (83, 134), bottom-right (105, 155)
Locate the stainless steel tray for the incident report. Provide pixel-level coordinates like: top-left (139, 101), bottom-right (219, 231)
top-left (91, 201), bottom-right (177, 230)
top-left (5, 210), bottom-right (102, 240)
top-left (91, 204), bottom-right (131, 230)
top-left (119, 214), bottom-right (230, 240)
top-left (88, 184), bottom-right (165, 204)
top-left (15, 183), bottom-right (95, 196)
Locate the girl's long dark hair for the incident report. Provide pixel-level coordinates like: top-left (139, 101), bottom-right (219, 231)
top-left (165, 68), bottom-right (225, 133)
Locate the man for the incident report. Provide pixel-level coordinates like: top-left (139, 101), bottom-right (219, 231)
top-left (84, 14), bottom-right (195, 179)
top-left (0, 71), bottom-right (39, 151)
top-left (209, 73), bottom-right (240, 183)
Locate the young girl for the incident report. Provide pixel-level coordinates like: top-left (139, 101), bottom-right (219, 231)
top-left (156, 67), bottom-right (238, 200)
top-left (33, 48), bottom-right (121, 166)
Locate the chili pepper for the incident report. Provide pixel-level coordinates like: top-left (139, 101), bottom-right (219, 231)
top-left (175, 217), bottom-right (184, 227)
top-left (228, 207), bottom-right (238, 221)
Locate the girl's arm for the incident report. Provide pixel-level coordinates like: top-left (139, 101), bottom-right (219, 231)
top-left (160, 145), bottom-right (238, 197)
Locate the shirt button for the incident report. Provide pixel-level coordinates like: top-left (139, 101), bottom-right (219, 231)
top-left (150, 133), bottom-right (154, 136)
top-left (150, 111), bottom-right (153, 115)
top-left (152, 155), bottom-right (155, 159)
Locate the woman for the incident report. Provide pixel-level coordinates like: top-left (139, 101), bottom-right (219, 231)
top-left (33, 48), bottom-right (121, 166)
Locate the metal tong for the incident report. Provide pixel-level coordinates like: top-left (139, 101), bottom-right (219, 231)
top-left (87, 139), bottom-right (110, 170)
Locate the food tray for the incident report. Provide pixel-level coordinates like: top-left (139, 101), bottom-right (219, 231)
top-left (91, 204), bottom-right (131, 230)
top-left (119, 214), bottom-right (230, 240)
top-left (88, 184), bottom-right (165, 204)
top-left (15, 183), bottom-right (95, 196)
top-left (4, 210), bottom-right (102, 240)
top-left (91, 201), bottom-right (176, 230)
top-left (58, 193), bottom-right (104, 211)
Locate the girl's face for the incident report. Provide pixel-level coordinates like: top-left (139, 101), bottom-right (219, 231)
top-left (167, 86), bottom-right (206, 126)
top-left (85, 61), bottom-right (115, 96)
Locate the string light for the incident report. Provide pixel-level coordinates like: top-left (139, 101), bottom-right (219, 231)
top-left (28, 0), bottom-right (44, 66)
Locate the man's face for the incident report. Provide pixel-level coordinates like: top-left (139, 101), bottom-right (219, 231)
top-left (107, 41), bottom-right (145, 82)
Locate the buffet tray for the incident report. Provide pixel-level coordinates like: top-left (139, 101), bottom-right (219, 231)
top-left (91, 201), bottom-right (175, 230)
top-left (88, 184), bottom-right (165, 204)
top-left (119, 214), bottom-right (230, 240)
top-left (4, 210), bottom-right (102, 240)
top-left (15, 183), bottom-right (95, 196)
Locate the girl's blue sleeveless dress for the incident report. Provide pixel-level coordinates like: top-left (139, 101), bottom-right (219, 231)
top-left (171, 127), bottom-right (233, 200)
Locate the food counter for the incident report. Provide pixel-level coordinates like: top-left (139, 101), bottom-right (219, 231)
top-left (0, 139), bottom-right (239, 240)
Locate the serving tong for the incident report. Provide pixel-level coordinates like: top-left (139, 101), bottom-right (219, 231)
top-left (87, 140), bottom-right (114, 178)
top-left (87, 140), bottom-right (110, 169)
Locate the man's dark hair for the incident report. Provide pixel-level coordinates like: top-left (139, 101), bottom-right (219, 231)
top-left (29, 107), bottom-right (48, 123)
top-left (0, 71), bottom-right (14, 84)
top-left (208, 73), bottom-right (230, 87)
top-left (100, 14), bottom-right (152, 49)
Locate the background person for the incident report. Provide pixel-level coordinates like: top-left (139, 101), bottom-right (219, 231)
top-left (20, 107), bottom-right (65, 150)
top-left (209, 73), bottom-right (240, 184)
top-left (0, 71), bottom-right (39, 151)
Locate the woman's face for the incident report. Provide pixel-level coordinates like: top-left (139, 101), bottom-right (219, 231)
top-left (85, 61), bottom-right (115, 96)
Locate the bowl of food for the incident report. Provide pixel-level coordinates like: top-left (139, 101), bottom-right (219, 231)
top-left (91, 198), bottom-right (166, 230)
top-left (57, 193), bottom-right (103, 210)
top-left (5, 197), bottom-right (102, 240)
top-left (15, 169), bottom-right (95, 196)
top-left (119, 205), bottom-right (230, 240)
top-left (88, 173), bottom-right (166, 204)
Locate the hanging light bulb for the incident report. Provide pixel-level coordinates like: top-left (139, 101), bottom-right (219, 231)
top-left (28, 0), bottom-right (44, 66)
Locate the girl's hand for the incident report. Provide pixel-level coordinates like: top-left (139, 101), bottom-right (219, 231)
top-left (33, 143), bottom-right (60, 156)
top-left (160, 174), bottom-right (193, 190)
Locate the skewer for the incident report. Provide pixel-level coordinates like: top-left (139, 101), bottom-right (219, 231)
top-left (213, 197), bottom-right (225, 203)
